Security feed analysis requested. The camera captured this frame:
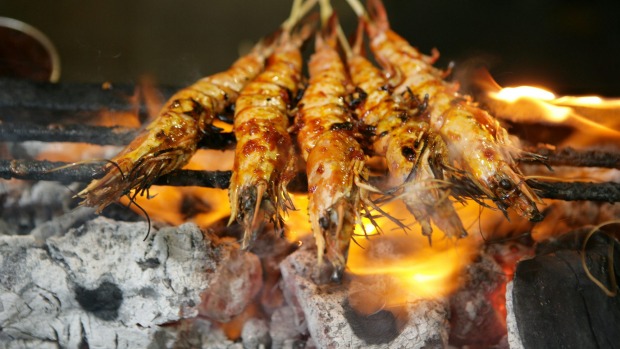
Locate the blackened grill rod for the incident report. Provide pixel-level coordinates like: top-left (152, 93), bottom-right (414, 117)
top-left (0, 122), bottom-right (236, 149)
top-left (520, 146), bottom-right (620, 169)
top-left (0, 122), bottom-right (137, 145)
top-left (0, 159), bottom-right (231, 188)
top-left (1, 159), bottom-right (619, 203)
top-left (2, 121), bottom-right (619, 168)
top-left (0, 78), bottom-right (140, 112)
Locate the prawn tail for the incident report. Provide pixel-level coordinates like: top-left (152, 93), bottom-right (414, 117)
top-left (317, 197), bottom-right (357, 283)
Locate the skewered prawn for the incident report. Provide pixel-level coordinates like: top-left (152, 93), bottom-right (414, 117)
top-left (77, 3), bottom-right (304, 213)
top-left (228, 2), bottom-right (316, 249)
top-left (346, 30), bottom-right (467, 240)
top-left (295, 5), bottom-right (376, 282)
top-left (348, 0), bottom-right (543, 221)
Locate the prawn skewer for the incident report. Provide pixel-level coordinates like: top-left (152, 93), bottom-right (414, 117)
top-left (229, 0), bottom-right (317, 249)
top-left (296, 3), bottom-right (376, 281)
top-left (77, 2), bottom-right (305, 212)
top-left (348, 0), bottom-right (543, 221)
top-left (347, 27), bottom-right (467, 240)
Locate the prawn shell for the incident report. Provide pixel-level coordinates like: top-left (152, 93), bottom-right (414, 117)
top-left (79, 40), bottom-right (272, 211)
top-left (367, 13), bottom-right (542, 222)
top-left (306, 131), bottom-right (365, 269)
top-left (229, 38), bottom-right (304, 247)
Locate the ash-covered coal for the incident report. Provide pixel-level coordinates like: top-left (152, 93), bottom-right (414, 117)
top-left (279, 239), bottom-right (450, 348)
top-left (0, 218), bottom-right (225, 348)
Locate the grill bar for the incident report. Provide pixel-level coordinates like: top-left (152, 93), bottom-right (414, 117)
top-left (2, 122), bottom-right (619, 168)
top-left (0, 122), bottom-right (138, 145)
top-left (1, 159), bottom-right (618, 202)
top-left (521, 146), bottom-right (620, 169)
top-left (0, 122), bottom-right (236, 149)
top-left (1, 79), bottom-right (619, 204)
top-left (0, 159), bottom-right (231, 188)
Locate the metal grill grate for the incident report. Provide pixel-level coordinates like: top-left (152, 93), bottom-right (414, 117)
top-left (1, 77), bottom-right (619, 202)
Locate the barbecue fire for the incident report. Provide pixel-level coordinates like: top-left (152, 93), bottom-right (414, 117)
top-left (73, 0), bottom-right (549, 282)
top-left (476, 69), bottom-right (620, 147)
top-left (1, 0), bottom-right (619, 347)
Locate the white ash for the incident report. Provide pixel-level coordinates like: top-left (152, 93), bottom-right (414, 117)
top-left (269, 306), bottom-right (307, 349)
top-left (279, 243), bottom-right (450, 348)
top-left (0, 217), bottom-right (222, 348)
top-left (30, 206), bottom-right (96, 242)
top-left (505, 281), bottom-right (524, 349)
top-left (241, 317), bottom-right (271, 349)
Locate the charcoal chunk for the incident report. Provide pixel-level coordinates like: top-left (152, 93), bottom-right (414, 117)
top-left (510, 232), bottom-right (620, 349)
top-left (74, 281), bottom-right (123, 321)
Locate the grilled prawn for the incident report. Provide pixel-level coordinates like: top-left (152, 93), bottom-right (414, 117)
top-left (357, 0), bottom-right (543, 221)
top-left (296, 13), bottom-right (375, 281)
top-left (77, 41), bottom-right (273, 212)
top-left (229, 20), bottom-right (314, 249)
top-left (347, 35), bottom-right (467, 240)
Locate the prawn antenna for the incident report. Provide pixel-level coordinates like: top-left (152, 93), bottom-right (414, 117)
top-left (123, 193), bottom-right (153, 242)
top-left (581, 220), bottom-right (620, 297)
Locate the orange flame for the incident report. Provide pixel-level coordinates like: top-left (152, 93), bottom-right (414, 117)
top-left (482, 75), bottom-right (620, 147)
top-left (346, 200), bottom-right (480, 309)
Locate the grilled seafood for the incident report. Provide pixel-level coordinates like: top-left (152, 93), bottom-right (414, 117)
top-left (229, 14), bottom-right (315, 249)
top-left (295, 7), bottom-right (376, 281)
top-left (76, 3), bottom-right (310, 213)
top-left (347, 32), bottom-right (467, 240)
top-left (354, 0), bottom-right (543, 221)
top-left (78, 47), bottom-right (271, 212)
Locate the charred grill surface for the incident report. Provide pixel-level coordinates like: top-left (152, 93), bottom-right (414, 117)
top-left (1, 78), bottom-right (619, 203)
top-left (0, 159), bottom-right (618, 203)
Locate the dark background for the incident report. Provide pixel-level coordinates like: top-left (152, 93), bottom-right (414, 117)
top-left (1, 0), bottom-right (619, 95)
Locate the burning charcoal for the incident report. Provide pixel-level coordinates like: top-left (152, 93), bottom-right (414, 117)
top-left (448, 252), bottom-right (507, 348)
top-left (507, 230), bottom-right (620, 348)
top-left (241, 317), bottom-right (271, 349)
top-left (0, 218), bottom-right (220, 348)
top-left (269, 306), bottom-right (307, 349)
top-left (198, 242), bottom-right (263, 322)
top-left (279, 244), bottom-right (450, 348)
top-left (250, 227), bottom-right (300, 314)
top-left (172, 318), bottom-right (240, 349)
